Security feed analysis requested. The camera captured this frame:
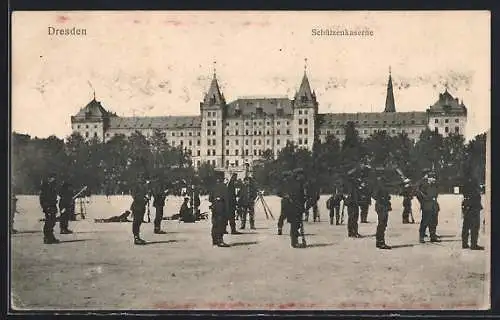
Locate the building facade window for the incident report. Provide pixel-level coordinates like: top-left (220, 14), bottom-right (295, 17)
top-left (236, 140), bottom-right (239, 145)
top-left (445, 127), bottom-right (449, 133)
top-left (207, 121), bottom-right (211, 127)
top-left (304, 119), bottom-right (308, 125)
top-left (455, 119), bottom-right (459, 123)
top-left (235, 160), bottom-right (239, 166)
top-left (226, 140), bottom-right (229, 146)
top-left (455, 126), bottom-right (460, 133)
top-left (277, 130), bottom-right (280, 135)
top-left (212, 139), bottom-right (216, 145)
top-left (85, 131), bottom-right (89, 137)
top-left (235, 130), bottom-right (239, 135)
top-left (212, 120), bottom-right (216, 126)
top-left (304, 139), bottom-right (308, 144)
top-left (299, 138), bottom-right (303, 144)
top-left (226, 150), bottom-right (230, 155)
top-left (254, 150), bottom-right (257, 156)
top-left (212, 150), bottom-right (216, 156)
top-left (445, 119), bottom-right (449, 123)
top-left (245, 149), bottom-right (249, 156)
top-left (299, 110), bottom-right (302, 115)
top-left (299, 128), bottom-right (303, 134)
top-left (304, 128), bottom-right (308, 135)
top-left (207, 140), bottom-right (211, 146)
top-left (277, 139), bottom-right (280, 145)
top-left (245, 140), bottom-right (249, 146)
top-left (235, 149), bottom-right (239, 156)
top-left (197, 150), bottom-right (200, 156)
top-left (299, 119), bottom-right (303, 125)
top-left (434, 119), bottom-right (439, 124)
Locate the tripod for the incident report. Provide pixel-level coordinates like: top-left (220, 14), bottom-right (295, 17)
top-left (76, 197), bottom-right (87, 220)
top-left (255, 192), bottom-right (274, 220)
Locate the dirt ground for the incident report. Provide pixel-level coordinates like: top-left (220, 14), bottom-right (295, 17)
top-left (10, 194), bottom-right (489, 311)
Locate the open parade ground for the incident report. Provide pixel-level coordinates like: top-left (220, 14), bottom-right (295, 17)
top-left (11, 194), bottom-right (489, 311)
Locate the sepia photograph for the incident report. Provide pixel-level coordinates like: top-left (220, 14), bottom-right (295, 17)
top-left (10, 11), bottom-right (490, 311)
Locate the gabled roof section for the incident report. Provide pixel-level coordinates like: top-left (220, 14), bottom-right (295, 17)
top-left (74, 99), bottom-right (112, 119)
top-left (317, 111), bottom-right (428, 128)
top-left (226, 97), bottom-right (293, 117)
top-left (427, 89), bottom-right (467, 115)
top-left (108, 116), bottom-right (201, 130)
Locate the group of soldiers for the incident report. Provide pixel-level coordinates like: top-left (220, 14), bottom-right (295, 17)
top-left (12, 163), bottom-right (484, 252)
top-left (209, 172), bottom-right (259, 247)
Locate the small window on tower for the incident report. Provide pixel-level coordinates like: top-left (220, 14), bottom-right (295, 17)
top-left (299, 110), bottom-right (303, 115)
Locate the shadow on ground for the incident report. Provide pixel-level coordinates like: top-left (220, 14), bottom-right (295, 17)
top-left (307, 243), bottom-right (335, 248)
top-left (230, 241), bottom-right (259, 247)
top-left (145, 239), bottom-right (186, 245)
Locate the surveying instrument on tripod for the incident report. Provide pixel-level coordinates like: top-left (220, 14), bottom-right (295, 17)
top-left (244, 162), bottom-right (274, 220)
top-left (74, 186), bottom-right (89, 220)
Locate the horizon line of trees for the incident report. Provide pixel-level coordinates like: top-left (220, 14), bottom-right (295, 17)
top-left (11, 123), bottom-right (486, 195)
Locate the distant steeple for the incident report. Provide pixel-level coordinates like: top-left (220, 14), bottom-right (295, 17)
top-left (203, 61), bottom-right (225, 105)
top-left (384, 66), bottom-right (396, 112)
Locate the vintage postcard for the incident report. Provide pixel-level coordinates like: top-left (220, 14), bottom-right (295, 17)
top-left (10, 11), bottom-right (490, 311)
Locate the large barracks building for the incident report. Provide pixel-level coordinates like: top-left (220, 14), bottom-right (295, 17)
top-left (71, 65), bottom-right (468, 174)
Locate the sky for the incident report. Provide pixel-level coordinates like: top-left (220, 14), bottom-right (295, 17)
top-left (12, 11), bottom-right (490, 140)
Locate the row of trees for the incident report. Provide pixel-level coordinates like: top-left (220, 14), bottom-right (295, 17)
top-left (11, 123), bottom-right (486, 195)
top-left (253, 123), bottom-right (486, 194)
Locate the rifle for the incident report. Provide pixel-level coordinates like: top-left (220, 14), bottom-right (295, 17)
top-left (146, 196), bottom-right (151, 223)
top-left (341, 202), bottom-right (345, 224)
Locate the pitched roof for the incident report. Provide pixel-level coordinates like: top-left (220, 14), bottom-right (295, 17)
top-left (74, 99), bottom-right (113, 118)
top-left (108, 116), bottom-right (201, 130)
top-left (427, 89), bottom-right (467, 114)
top-left (317, 111), bottom-right (427, 127)
top-left (226, 97), bottom-right (293, 117)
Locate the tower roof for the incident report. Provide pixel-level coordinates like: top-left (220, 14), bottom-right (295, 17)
top-left (295, 72), bottom-right (314, 102)
top-left (384, 67), bottom-right (396, 112)
top-left (427, 88), bottom-right (467, 115)
top-left (203, 64), bottom-right (225, 105)
top-left (74, 98), bottom-right (113, 119)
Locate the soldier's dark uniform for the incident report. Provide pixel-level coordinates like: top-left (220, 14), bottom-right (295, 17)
top-left (402, 186), bottom-right (414, 224)
top-left (305, 182), bottom-right (321, 222)
top-left (153, 186), bottom-right (167, 234)
top-left (373, 177), bottom-right (392, 249)
top-left (328, 190), bottom-right (344, 225)
top-left (58, 181), bottom-right (75, 234)
top-left (416, 174), bottom-right (441, 243)
top-left (225, 174), bottom-right (241, 234)
top-left (180, 197), bottom-right (196, 223)
top-left (189, 186), bottom-right (201, 220)
top-left (131, 182), bottom-right (149, 245)
top-left (39, 174), bottom-right (60, 244)
top-left (461, 177), bottom-right (484, 250)
top-left (209, 172), bottom-right (230, 247)
top-left (286, 168), bottom-right (307, 248)
top-left (358, 182), bottom-right (372, 223)
top-left (345, 179), bottom-right (362, 238)
top-left (277, 171), bottom-right (293, 235)
top-left (11, 192), bottom-right (18, 234)
top-left (238, 177), bottom-right (258, 230)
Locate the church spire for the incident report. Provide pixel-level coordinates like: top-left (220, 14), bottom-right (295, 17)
top-left (203, 61), bottom-right (225, 105)
top-left (384, 66), bottom-right (396, 112)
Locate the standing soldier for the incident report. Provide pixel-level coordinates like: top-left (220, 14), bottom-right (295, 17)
top-left (286, 168), bottom-right (307, 248)
top-left (373, 176), bottom-right (392, 249)
top-left (131, 178), bottom-right (150, 245)
top-left (209, 171), bottom-right (230, 247)
top-left (307, 180), bottom-right (321, 223)
top-left (416, 170), bottom-right (441, 244)
top-left (358, 180), bottom-right (372, 223)
top-left (11, 191), bottom-right (18, 234)
top-left (345, 175), bottom-right (363, 238)
top-left (238, 176), bottom-right (258, 230)
top-left (189, 184), bottom-right (201, 220)
top-left (39, 173), bottom-right (60, 244)
top-left (401, 181), bottom-right (414, 224)
top-left (277, 171), bottom-right (293, 235)
top-left (327, 186), bottom-right (344, 225)
top-left (153, 182), bottom-right (168, 234)
top-left (58, 181), bottom-right (75, 234)
top-left (225, 173), bottom-right (241, 234)
top-left (461, 176), bottom-right (484, 250)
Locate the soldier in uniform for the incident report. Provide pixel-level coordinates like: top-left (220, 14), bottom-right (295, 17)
top-left (305, 180), bottom-right (321, 223)
top-left (39, 173), bottom-right (60, 244)
top-left (189, 184), bottom-right (201, 220)
top-left (225, 173), bottom-right (242, 234)
top-left (401, 180), bottom-right (414, 224)
top-left (358, 180), bottom-right (372, 223)
top-left (461, 176), bottom-right (484, 250)
top-left (131, 178), bottom-right (150, 245)
top-left (11, 192), bottom-right (18, 234)
top-left (345, 175), bottom-right (363, 238)
top-left (238, 176), bottom-right (258, 230)
top-left (286, 168), bottom-right (307, 248)
top-left (327, 186), bottom-right (344, 225)
top-left (153, 183), bottom-right (168, 234)
top-left (179, 196), bottom-right (196, 223)
top-left (277, 171), bottom-right (293, 235)
top-left (209, 171), bottom-right (230, 247)
top-left (373, 176), bottom-right (392, 249)
top-left (416, 170), bottom-right (441, 243)
top-left (58, 181), bottom-right (75, 234)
